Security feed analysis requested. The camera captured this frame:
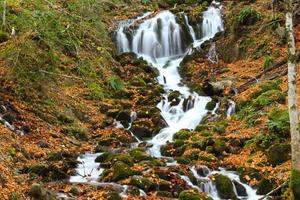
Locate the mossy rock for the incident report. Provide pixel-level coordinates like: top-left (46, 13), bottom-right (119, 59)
top-left (130, 176), bottom-right (155, 192)
top-left (267, 144), bottom-right (291, 166)
top-left (213, 174), bottom-right (237, 199)
top-left (130, 125), bottom-right (152, 140)
top-left (104, 153), bottom-right (134, 167)
top-left (115, 110), bottom-right (131, 122)
top-left (168, 90), bottom-right (181, 102)
top-left (198, 152), bottom-right (216, 162)
top-left (105, 191), bottom-right (121, 200)
top-left (111, 161), bottom-right (138, 182)
top-left (28, 164), bottom-right (68, 181)
top-left (129, 148), bottom-right (151, 163)
top-left (205, 101), bottom-right (216, 111)
top-left (213, 138), bottom-right (228, 155)
top-left (158, 179), bottom-right (171, 191)
top-left (256, 178), bottom-right (274, 195)
top-left (174, 129), bottom-right (191, 140)
top-left (61, 126), bottom-right (87, 140)
top-left (29, 183), bottom-right (56, 200)
top-left (179, 190), bottom-right (212, 200)
top-left (176, 156), bottom-right (191, 164)
top-left (157, 191), bottom-right (173, 198)
top-left (213, 121), bottom-right (228, 134)
top-left (95, 152), bottom-right (112, 163)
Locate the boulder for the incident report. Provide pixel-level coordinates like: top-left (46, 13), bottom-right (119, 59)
top-left (213, 174), bottom-right (237, 199)
top-left (130, 176), bottom-right (155, 192)
top-left (267, 144), bottom-right (291, 166)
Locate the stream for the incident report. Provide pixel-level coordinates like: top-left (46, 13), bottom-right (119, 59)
top-left (70, 2), bottom-right (264, 199)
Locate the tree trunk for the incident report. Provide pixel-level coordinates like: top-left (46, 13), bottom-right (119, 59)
top-left (286, 0), bottom-right (300, 199)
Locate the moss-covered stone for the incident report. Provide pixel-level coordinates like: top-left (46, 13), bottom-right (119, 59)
top-left (0, 31), bottom-right (9, 43)
top-left (267, 144), bottom-right (291, 166)
top-left (179, 190), bottom-right (212, 200)
top-left (176, 156), bottom-right (191, 164)
top-left (256, 178), bottom-right (274, 195)
top-left (205, 101), bottom-right (216, 111)
top-left (130, 176), bottom-right (155, 192)
top-left (111, 161), bottom-right (138, 182)
top-left (214, 174), bottom-right (237, 199)
top-left (95, 152), bottom-right (112, 163)
top-left (174, 129), bottom-right (191, 140)
top-left (29, 183), bottom-right (56, 200)
top-left (129, 148), bottom-right (151, 163)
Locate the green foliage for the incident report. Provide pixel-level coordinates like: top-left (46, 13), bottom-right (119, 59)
top-left (236, 6), bottom-right (261, 26)
top-left (107, 76), bottom-right (124, 91)
top-left (0, 31), bottom-right (9, 43)
top-left (61, 125), bottom-right (87, 140)
top-left (250, 80), bottom-right (281, 99)
top-left (87, 82), bottom-right (104, 100)
top-left (1, 0), bottom-right (112, 100)
top-left (246, 133), bottom-right (279, 149)
top-left (267, 108), bottom-right (290, 136)
top-left (263, 56), bottom-right (273, 70)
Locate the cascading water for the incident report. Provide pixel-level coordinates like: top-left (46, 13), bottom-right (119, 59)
top-left (70, 2), bottom-right (263, 199)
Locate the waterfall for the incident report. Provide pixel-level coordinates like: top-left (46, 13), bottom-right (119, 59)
top-left (70, 2), bottom-right (262, 199)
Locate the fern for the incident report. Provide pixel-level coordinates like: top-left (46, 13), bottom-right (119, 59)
top-left (107, 76), bottom-right (124, 91)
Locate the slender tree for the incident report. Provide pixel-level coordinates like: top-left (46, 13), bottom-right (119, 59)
top-left (286, 0), bottom-right (300, 199)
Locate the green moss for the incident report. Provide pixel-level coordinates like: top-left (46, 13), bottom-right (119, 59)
top-left (179, 190), bottom-right (212, 200)
top-left (236, 6), bottom-right (261, 26)
top-left (252, 90), bottom-right (286, 108)
top-left (106, 191), bottom-right (121, 200)
top-left (130, 176), bottom-right (154, 192)
top-left (176, 156), bottom-right (191, 164)
top-left (291, 169), bottom-right (300, 200)
top-left (111, 161), bottom-right (137, 182)
top-left (61, 126), bottom-right (87, 140)
top-left (214, 174), bottom-right (237, 199)
top-left (129, 148), bottom-right (151, 163)
top-left (87, 82), bottom-right (105, 100)
top-left (267, 108), bottom-right (290, 136)
top-left (174, 129), bottom-right (191, 140)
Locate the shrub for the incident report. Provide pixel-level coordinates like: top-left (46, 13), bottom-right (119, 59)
top-left (107, 76), bottom-right (124, 91)
top-left (236, 6), bottom-right (261, 26)
top-left (87, 82), bottom-right (104, 100)
top-left (263, 56), bottom-right (273, 70)
top-left (267, 108), bottom-right (290, 136)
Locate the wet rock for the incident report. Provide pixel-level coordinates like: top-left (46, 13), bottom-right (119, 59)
top-left (213, 174), bottom-right (237, 199)
top-left (95, 152), bottom-right (112, 163)
top-left (111, 161), bottom-right (138, 182)
top-left (131, 125), bottom-right (152, 140)
top-left (168, 90), bottom-right (181, 102)
top-left (157, 191), bottom-right (173, 198)
top-left (126, 186), bottom-right (141, 196)
top-left (69, 186), bottom-right (82, 196)
top-left (115, 110), bottom-right (131, 122)
top-left (103, 153), bottom-right (134, 167)
top-left (267, 144), bottom-right (291, 166)
top-left (179, 190), bottom-right (212, 200)
top-left (129, 148), bottom-right (151, 163)
top-left (233, 180), bottom-right (247, 197)
top-left (106, 191), bottom-right (121, 200)
top-left (29, 183), bottom-right (56, 200)
top-left (176, 156), bottom-right (191, 164)
top-left (195, 165), bottom-right (210, 177)
top-left (174, 129), bottom-right (191, 140)
top-left (130, 176), bottom-right (155, 192)
top-left (158, 179), bottom-right (171, 191)
top-left (203, 80), bottom-right (233, 96)
top-left (205, 100), bottom-right (217, 111)
top-left (256, 178), bottom-right (274, 195)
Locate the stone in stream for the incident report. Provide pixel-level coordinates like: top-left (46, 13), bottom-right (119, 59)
top-left (256, 178), bottom-right (274, 195)
top-left (213, 174), bottom-right (237, 199)
top-left (233, 180), bottom-right (247, 197)
top-left (111, 161), bottom-right (139, 182)
top-left (29, 183), bottom-right (56, 200)
top-left (130, 175), bottom-right (155, 192)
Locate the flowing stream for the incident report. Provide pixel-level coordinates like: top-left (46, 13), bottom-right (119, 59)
top-left (70, 2), bottom-right (263, 199)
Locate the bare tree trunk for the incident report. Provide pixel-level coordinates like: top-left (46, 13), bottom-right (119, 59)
top-left (286, 0), bottom-right (300, 199)
top-left (2, 1), bottom-right (6, 27)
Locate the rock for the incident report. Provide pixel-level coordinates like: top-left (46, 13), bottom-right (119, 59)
top-left (267, 144), bottom-right (291, 166)
top-left (195, 165), bottom-right (210, 177)
top-left (130, 176), bottom-right (155, 192)
top-left (95, 152), bottom-right (112, 163)
top-left (106, 191), bottom-right (121, 200)
top-left (174, 129), bottom-right (191, 140)
top-left (214, 174), bottom-right (237, 199)
top-left (69, 186), bottom-right (82, 196)
top-left (256, 178), bottom-right (274, 195)
top-left (158, 179), bottom-right (171, 191)
top-left (168, 90), bottom-right (181, 102)
top-left (37, 140), bottom-right (49, 148)
top-left (157, 191), bottom-right (173, 198)
top-left (129, 148), bottom-right (151, 163)
top-left (111, 161), bottom-right (138, 182)
top-left (29, 183), bottom-right (56, 200)
top-left (233, 180), bottom-right (247, 196)
top-left (203, 80), bottom-right (233, 96)
top-left (131, 125), bottom-right (152, 140)
top-left (179, 190), bottom-right (212, 200)
top-left (116, 110), bottom-right (131, 122)
top-left (205, 100), bottom-right (217, 111)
